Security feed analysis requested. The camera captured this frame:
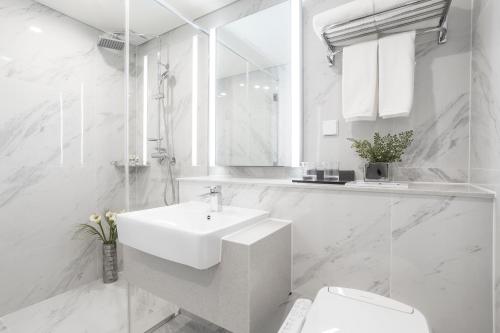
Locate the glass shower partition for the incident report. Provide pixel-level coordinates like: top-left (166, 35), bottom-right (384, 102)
top-left (124, 0), bottom-right (210, 331)
top-left (0, 0), bottom-right (130, 331)
top-left (127, 1), bottom-right (209, 212)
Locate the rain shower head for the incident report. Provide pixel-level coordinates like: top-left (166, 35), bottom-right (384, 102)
top-left (97, 31), bottom-right (155, 50)
top-left (97, 34), bottom-right (125, 50)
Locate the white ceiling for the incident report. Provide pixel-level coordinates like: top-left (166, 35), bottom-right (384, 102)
top-left (35, 0), bottom-right (238, 42)
top-left (219, 2), bottom-right (290, 68)
top-left (217, 2), bottom-right (290, 78)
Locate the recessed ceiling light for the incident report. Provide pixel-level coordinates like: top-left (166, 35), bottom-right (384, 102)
top-left (29, 25), bottom-right (43, 33)
top-left (254, 85), bottom-right (261, 89)
top-left (239, 83), bottom-right (245, 87)
top-left (0, 55), bottom-right (12, 62)
top-left (263, 86), bottom-right (270, 90)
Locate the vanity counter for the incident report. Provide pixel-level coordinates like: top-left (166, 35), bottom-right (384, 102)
top-left (178, 176), bottom-right (495, 333)
top-left (178, 176), bottom-right (495, 199)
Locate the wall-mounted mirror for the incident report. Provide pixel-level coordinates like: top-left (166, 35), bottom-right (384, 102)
top-left (209, 0), bottom-right (302, 167)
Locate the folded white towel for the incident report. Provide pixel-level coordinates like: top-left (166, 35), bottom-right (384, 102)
top-left (374, 0), bottom-right (444, 32)
top-left (342, 39), bottom-right (379, 122)
top-left (313, 0), bottom-right (442, 41)
top-left (313, 0), bottom-right (375, 39)
top-left (373, 0), bottom-right (443, 13)
top-left (378, 31), bottom-right (416, 119)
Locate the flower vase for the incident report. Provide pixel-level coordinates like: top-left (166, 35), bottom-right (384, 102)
top-left (102, 243), bottom-right (118, 283)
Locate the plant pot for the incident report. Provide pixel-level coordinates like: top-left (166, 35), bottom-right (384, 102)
top-left (364, 162), bottom-right (391, 182)
top-left (102, 243), bottom-right (118, 283)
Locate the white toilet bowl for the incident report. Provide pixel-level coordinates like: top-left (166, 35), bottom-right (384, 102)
top-left (278, 287), bottom-right (430, 333)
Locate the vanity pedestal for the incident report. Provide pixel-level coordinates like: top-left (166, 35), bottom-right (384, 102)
top-left (123, 219), bottom-right (292, 333)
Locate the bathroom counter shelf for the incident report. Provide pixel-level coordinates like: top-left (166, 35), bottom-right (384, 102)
top-left (178, 176), bottom-right (495, 199)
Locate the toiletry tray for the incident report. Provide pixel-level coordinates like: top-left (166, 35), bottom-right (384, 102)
top-left (292, 179), bottom-right (348, 185)
top-left (292, 170), bottom-right (355, 185)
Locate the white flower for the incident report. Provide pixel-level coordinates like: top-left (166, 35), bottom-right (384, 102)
top-left (105, 211), bottom-right (116, 222)
top-left (89, 214), bottom-right (102, 224)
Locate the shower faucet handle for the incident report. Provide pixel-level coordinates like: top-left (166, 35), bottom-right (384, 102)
top-left (148, 137), bottom-right (163, 142)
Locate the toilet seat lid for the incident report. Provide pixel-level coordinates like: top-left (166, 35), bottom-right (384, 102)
top-left (301, 287), bottom-right (430, 333)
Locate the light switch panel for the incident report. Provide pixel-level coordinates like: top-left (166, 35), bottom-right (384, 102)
top-left (322, 120), bottom-right (338, 136)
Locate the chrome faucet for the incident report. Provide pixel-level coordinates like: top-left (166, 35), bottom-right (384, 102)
top-left (199, 185), bottom-right (222, 212)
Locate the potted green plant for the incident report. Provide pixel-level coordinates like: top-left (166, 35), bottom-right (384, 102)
top-left (76, 211), bottom-right (119, 283)
top-left (348, 130), bottom-right (414, 182)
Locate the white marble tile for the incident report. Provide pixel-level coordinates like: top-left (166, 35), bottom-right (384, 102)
top-left (152, 314), bottom-right (228, 333)
top-left (0, 0), bottom-right (101, 90)
top-left (0, 278), bottom-right (175, 333)
top-left (129, 283), bottom-right (178, 333)
top-left (390, 195), bottom-right (494, 333)
top-left (0, 0), bottom-right (126, 315)
top-left (471, 0), bottom-right (500, 175)
top-left (470, 0), bottom-right (500, 331)
top-left (0, 167), bottom-right (99, 316)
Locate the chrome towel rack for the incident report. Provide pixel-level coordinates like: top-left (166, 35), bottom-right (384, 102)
top-left (320, 0), bottom-right (452, 65)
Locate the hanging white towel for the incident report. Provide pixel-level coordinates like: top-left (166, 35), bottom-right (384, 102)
top-left (342, 39), bottom-right (379, 122)
top-left (378, 31), bottom-right (416, 119)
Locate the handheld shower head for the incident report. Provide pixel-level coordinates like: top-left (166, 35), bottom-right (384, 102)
top-left (158, 62), bottom-right (170, 84)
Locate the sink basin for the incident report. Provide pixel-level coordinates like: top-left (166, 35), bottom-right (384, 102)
top-left (117, 201), bottom-right (269, 269)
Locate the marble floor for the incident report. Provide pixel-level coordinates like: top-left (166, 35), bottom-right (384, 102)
top-left (0, 278), bottom-right (177, 333)
top-left (152, 314), bottom-right (229, 333)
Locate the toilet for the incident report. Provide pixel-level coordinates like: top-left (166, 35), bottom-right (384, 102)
top-left (278, 287), bottom-right (430, 333)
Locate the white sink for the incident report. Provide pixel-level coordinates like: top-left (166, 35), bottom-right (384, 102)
top-left (117, 201), bottom-right (269, 269)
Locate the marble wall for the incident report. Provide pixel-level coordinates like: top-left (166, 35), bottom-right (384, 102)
top-left (470, 0), bottom-right (500, 331)
top-left (0, 0), bottom-right (126, 316)
top-left (301, 0), bottom-right (472, 182)
top-left (179, 180), bottom-right (494, 333)
top-left (0, 0), bottom-right (487, 329)
top-left (162, 0), bottom-right (471, 182)
top-left (128, 0), bottom-right (475, 211)
top-left (123, 5), bottom-right (489, 331)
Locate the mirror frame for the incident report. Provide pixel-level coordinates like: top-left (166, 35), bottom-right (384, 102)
top-left (208, 0), bottom-right (303, 167)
